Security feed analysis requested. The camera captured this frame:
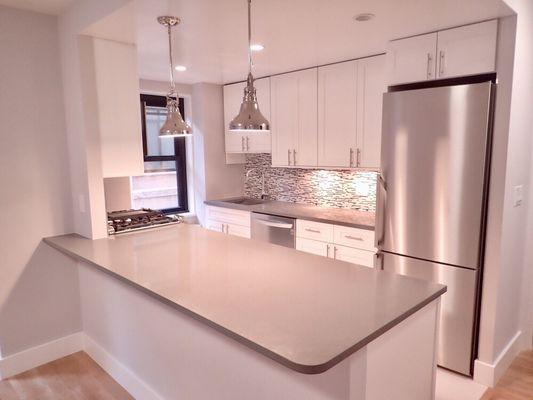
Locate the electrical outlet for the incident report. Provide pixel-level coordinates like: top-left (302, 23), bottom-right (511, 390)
top-left (513, 185), bottom-right (523, 207)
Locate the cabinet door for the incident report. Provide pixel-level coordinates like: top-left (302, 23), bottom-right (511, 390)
top-left (318, 61), bottom-right (358, 167)
top-left (387, 33), bottom-right (437, 85)
top-left (295, 68), bottom-right (318, 167)
top-left (436, 20), bottom-right (497, 79)
top-left (206, 220), bottom-right (225, 233)
top-left (296, 237), bottom-right (330, 257)
top-left (227, 223), bottom-right (251, 239)
top-left (333, 245), bottom-right (375, 268)
top-left (271, 73), bottom-right (297, 166)
top-left (271, 69), bottom-right (318, 167)
top-left (356, 55), bottom-right (387, 168)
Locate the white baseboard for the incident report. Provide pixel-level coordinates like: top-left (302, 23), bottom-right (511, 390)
top-left (0, 332), bottom-right (83, 380)
top-left (474, 330), bottom-right (523, 387)
top-left (83, 334), bottom-right (162, 400)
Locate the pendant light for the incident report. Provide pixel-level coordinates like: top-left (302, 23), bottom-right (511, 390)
top-left (157, 16), bottom-right (191, 138)
top-left (228, 0), bottom-right (269, 132)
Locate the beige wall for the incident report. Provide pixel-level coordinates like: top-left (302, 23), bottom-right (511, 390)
top-left (0, 6), bottom-right (81, 357)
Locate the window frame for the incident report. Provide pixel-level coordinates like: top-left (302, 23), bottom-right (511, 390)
top-left (139, 94), bottom-right (189, 214)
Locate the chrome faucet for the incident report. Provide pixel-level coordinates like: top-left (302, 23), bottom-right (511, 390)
top-left (245, 168), bottom-right (268, 200)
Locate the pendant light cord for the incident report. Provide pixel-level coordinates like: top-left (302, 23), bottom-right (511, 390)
top-left (248, 0), bottom-right (252, 75)
top-left (167, 24), bottom-right (176, 95)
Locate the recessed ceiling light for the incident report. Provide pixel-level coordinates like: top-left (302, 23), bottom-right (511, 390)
top-left (250, 43), bottom-right (265, 52)
top-left (175, 65), bottom-right (187, 72)
top-left (354, 13), bottom-right (375, 22)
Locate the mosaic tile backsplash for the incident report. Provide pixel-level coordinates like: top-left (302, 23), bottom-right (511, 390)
top-left (244, 154), bottom-right (377, 212)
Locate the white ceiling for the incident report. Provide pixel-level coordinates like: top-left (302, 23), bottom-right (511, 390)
top-left (0, 0), bottom-right (74, 15)
top-left (135, 0), bottom-right (514, 85)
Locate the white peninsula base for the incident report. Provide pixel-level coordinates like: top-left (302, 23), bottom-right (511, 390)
top-left (79, 263), bottom-right (440, 400)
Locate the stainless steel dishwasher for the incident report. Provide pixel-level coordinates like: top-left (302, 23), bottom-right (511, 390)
top-left (251, 212), bottom-right (295, 248)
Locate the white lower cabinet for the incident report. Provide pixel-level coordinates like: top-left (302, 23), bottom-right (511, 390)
top-left (296, 237), bottom-right (330, 257)
top-left (205, 206), bottom-right (251, 239)
top-left (333, 244), bottom-right (375, 266)
top-left (296, 219), bottom-right (376, 268)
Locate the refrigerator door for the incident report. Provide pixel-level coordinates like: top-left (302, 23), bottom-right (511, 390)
top-left (377, 82), bottom-right (492, 269)
top-left (382, 252), bottom-right (478, 375)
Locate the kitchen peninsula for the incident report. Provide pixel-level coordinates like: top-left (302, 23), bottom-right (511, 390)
top-left (44, 224), bottom-right (445, 400)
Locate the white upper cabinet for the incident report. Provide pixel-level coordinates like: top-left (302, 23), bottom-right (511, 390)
top-left (271, 68), bottom-right (318, 167)
top-left (318, 60), bottom-right (358, 168)
top-left (387, 20), bottom-right (497, 85)
top-left (317, 57), bottom-right (386, 169)
top-left (93, 38), bottom-right (144, 178)
top-left (356, 55), bottom-right (387, 168)
top-left (387, 33), bottom-right (438, 86)
top-left (436, 20), bottom-right (497, 79)
top-left (223, 77), bottom-right (271, 155)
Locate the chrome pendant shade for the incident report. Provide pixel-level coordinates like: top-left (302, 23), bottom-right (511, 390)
top-left (158, 16), bottom-right (191, 138)
top-left (229, 0), bottom-right (269, 132)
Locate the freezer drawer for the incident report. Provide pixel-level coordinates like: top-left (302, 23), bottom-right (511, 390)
top-left (381, 252), bottom-right (478, 375)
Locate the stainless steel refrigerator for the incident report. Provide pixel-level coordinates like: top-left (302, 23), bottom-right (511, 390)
top-left (376, 79), bottom-right (494, 376)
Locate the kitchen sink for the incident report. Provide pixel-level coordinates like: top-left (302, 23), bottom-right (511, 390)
top-left (223, 197), bottom-right (269, 206)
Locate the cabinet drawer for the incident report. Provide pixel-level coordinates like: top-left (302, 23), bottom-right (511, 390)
top-left (334, 225), bottom-right (375, 251)
top-left (296, 220), bottom-right (334, 242)
top-left (296, 237), bottom-right (329, 257)
top-left (206, 206), bottom-right (251, 227)
top-left (333, 245), bottom-right (375, 268)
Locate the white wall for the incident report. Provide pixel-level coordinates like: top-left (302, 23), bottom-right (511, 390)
top-left (0, 6), bottom-right (81, 357)
top-left (58, 0), bottom-right (133, 239)
top-left (475, 0), bottom-right (533, 385)
top-left (191, 83), bottom-right (244, 225)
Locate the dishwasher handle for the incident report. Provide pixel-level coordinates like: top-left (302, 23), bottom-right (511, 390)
top-left (255, 220), bottom-right (293, 229)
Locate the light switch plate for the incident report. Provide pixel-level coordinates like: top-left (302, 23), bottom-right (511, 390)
top-left (513, 185), bottom-right (523, 207)
top-left (355, 181), bottom-right (370, 197)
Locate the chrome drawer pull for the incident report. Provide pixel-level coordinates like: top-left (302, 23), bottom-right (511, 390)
top-left (345, 235), bottom-right (363, 241)
top-left (305, 228), bottom-right (321, 234)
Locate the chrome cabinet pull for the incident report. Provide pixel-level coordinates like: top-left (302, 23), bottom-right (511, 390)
top-left (305, 228), bottom-right (320, 234)
top-left (326, 244), bottom-right (330, 258)
top-left (221, 224), bottom-right (225, 233)
top-left (345, 235), bottom-right (363, 241)
top-left (439, 50), bottom-right (445, 77)
top-left (288, 149), bottom-right (291, 165)
top-left (246, 136), bottom-right (250, 151)
top-left (241, 137), bottom-right (245, 152)
top-left (333, 246), bottom-right (338, 259)
top-left (349, 148), bottom-right (354, 167)
top-left (427, 53), bottom-right (433, 79)
top-left (293, 149), bottom-right (297, 165)
top-left (356, 148), bottom-right (361, 167)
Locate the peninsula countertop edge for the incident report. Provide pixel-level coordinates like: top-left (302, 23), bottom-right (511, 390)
top-left (43, 224), bottom-right (446, 374)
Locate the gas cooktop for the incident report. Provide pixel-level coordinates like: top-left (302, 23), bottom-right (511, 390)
top-left (107, 208), bottom-right (182, 235)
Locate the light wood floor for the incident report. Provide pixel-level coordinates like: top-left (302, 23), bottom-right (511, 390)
top-left (481, 350), bottom-right (533, 400)
top-left (1, 350), bottom-right (533, 399)
top-left (0, 351), bottom-right (133, 400)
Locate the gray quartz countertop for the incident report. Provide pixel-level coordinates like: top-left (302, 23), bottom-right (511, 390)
top-left (44, 224), bottom-right (445, 374)
top-left (204, 198), bottom-right (375, 230)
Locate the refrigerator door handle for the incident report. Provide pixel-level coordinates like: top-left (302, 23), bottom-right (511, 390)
top-left (375, 251), bottom-right (384, 270)
top-left (375, 174), bottom-right (387, 247)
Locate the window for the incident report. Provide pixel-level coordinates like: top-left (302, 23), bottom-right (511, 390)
top-left (131, 94), bottom-right (188, 213)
